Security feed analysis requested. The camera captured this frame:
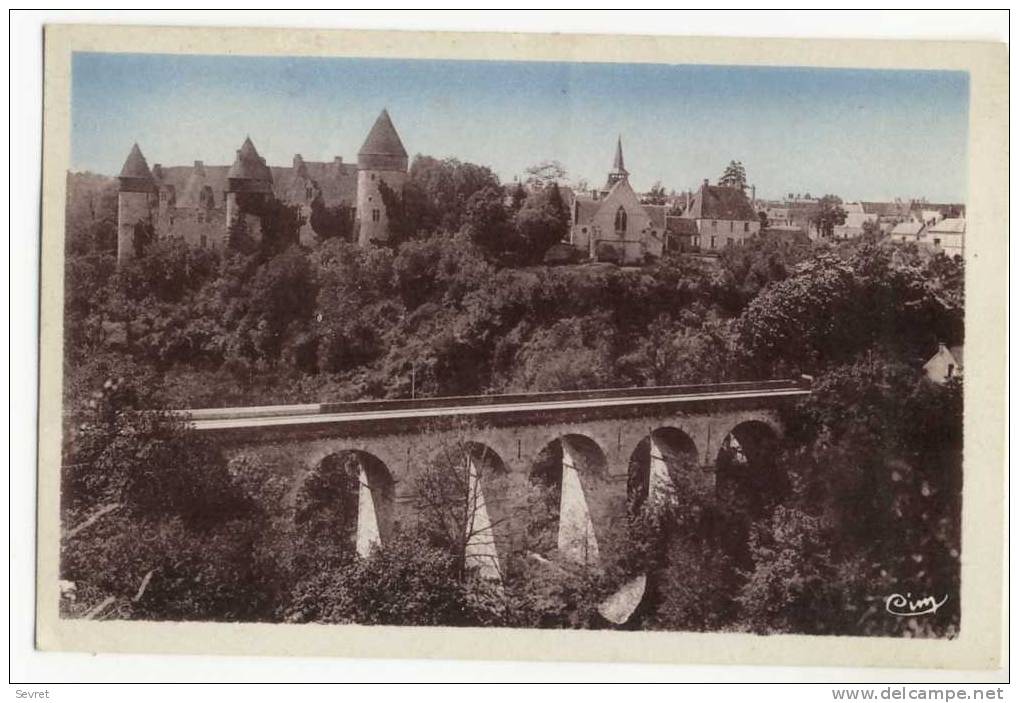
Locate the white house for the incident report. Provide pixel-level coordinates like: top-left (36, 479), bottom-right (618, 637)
top-left (890, 220), bottom-right (925, 244)
top-left (923, 342), bottom-right (963, 384)
top-left (924, 217), bottom-right (965, 258)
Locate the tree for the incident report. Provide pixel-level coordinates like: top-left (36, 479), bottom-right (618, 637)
top-left (641, 181), bottom-right (668, 205)
top-left (718, 161), bottom-right (748, 191)
top-left (514, 184), bottom-right (570, 263)
top-left (461, 186), bottom-right (515, 256)
top-left (60, 374), bottom-right (275, 622)
top-left (809, 195), bottom-right (848, 240)
top-left (523, 160), bottom-right (567, 191)
top-left (861, 218), bottom-right (882, 240)
top-left (308, 195), bottom-right (354, 242)
top-left (510, 182), bottom-right (527, 211)
top-left (405, 155), bottom-right (502, 234)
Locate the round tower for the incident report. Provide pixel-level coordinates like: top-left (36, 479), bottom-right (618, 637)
top-left (225, 136), bottom-right (273, 234)
top-left (356, 109), bottom-right (408, 246)
top-left (116, 143), bottom-right (157, 265)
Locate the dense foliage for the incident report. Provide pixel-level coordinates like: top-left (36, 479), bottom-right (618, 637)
top-left (61, 162), bottom-right (964, 636)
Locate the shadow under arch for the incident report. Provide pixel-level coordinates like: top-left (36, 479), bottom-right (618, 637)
top-left (626, 427), bottom-right (699, 512)
top-left (715, 420), bottom-right (786, 569)
top-left (298, 449), bottom-right (396, 555)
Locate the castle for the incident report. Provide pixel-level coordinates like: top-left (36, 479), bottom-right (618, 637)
top-left (115, 109), bottom-right (408, 264)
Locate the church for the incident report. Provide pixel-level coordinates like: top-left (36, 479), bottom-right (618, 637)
top-left (568, 138), bottom-right (760, 264)
top-left (568, 137), bottom-right (668, 265)
top-left (115, 109), bottom-right (408, 264)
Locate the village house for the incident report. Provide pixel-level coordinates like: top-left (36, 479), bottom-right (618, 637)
top-left (923, 342), bottom-right (963, 385)
top-left (890, 220), bottom-right (926, 244)
top-left (924, 217), bottom-right (965, 258)
top-left (833, 204), bottom-right (880, 239)
top-left (679, 179), bottom-right (761, 251)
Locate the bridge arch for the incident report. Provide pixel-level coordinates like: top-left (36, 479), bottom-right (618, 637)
top-left (423, 439), bottom-right (513, 580)
top-left (528, 433), bottom-right (624, 566)
top-left (627, 426), bottom-right (700, 511)
top-left (715, 419), bottom-right (787, 569)
top-left (296, 449), bottom-right (395, 557)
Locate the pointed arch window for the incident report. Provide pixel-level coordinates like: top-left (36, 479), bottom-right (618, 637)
top-left (614, 206), bottom-right (627, 235)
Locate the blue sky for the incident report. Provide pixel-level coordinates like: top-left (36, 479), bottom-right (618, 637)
top-left (71, 52), bottom-right (970, 202)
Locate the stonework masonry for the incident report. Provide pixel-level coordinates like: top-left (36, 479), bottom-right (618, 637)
top-left (194, 393), bottom-right (793, 574)
top-left (114, 110), bottom-right (407, 263)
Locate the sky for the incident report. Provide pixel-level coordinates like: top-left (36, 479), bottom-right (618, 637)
top-left (71, 52), bottom-right (970, 203)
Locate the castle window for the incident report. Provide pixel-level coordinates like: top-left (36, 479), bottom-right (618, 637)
top-left (614, 207), bottom-right (627, 235)
top-left (744, 222), bottom-right (750, 232)
top-left (710, 236), bottom-right (716, 249)
top-left (200, 234), bottom-right (207, 249)
top-left (371, 173), bottom-right (376, 181)
top-left (730, 221), bottom-right (734, 232)
top-left (712, 220), bottom-right (717, 230)
top-left (372, 209), bottom-right (381, 223)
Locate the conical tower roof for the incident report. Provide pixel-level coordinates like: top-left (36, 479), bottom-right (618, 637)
top-left (119, 143), bottom-right (154, 180)
top-left (358, 109), bottom-right (407, 159)
top-left (228, 136), bottom-right (273, 183)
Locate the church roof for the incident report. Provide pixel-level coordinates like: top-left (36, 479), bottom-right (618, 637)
top-left (118, 143), bottom-right (154, 181)
top-left (685, 183), bottom-right (757, 221)
top-left (358, 109), bottom-right (407, 158)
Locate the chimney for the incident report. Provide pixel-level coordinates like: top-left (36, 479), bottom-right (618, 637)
top-left (293, 154), bottom-right (304, 168)
top-left (751, 184), bottom-right (756, 204)
top-left (703, 178), bottom-right (709, 187)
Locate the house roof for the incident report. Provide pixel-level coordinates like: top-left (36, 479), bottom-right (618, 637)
top-left (891, 221), bottom-right (925, 236)
top-left (643, 204), bottom-right (667, 229)
top-left (685, 183), bottom-right (757, 221)
top-left (118, 143), bottom-right (154, 180)
top-left (839, 212), bottom-right (879, 229)
top-left (927, 217), bottom-right (966, 234)
top-left (665, 216), bottom-right (698, 236)
top-left (358, 109), bottom-right (407, 158)
top-left (861, 201), bottom-right (910, 217)
top-left (573, 196), bottom-right (603, 227)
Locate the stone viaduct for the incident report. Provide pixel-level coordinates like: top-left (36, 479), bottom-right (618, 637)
top-left (186, 379), bottom-right (811, 580)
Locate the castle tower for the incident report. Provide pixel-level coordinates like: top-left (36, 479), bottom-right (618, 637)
top-left (116, 143), bottom-right (157, 265)
top-left (356, 109), bottom-right (408, 246)
top-left (225, 136), bottom-right (273, 234)
top-left (605, 135), bottom-right (629, 190)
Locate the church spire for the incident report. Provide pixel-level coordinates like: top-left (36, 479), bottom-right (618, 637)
top-left (613, 135), bottom-right (626, 175)
top-left (605, 135), bottom-right (629, 189)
